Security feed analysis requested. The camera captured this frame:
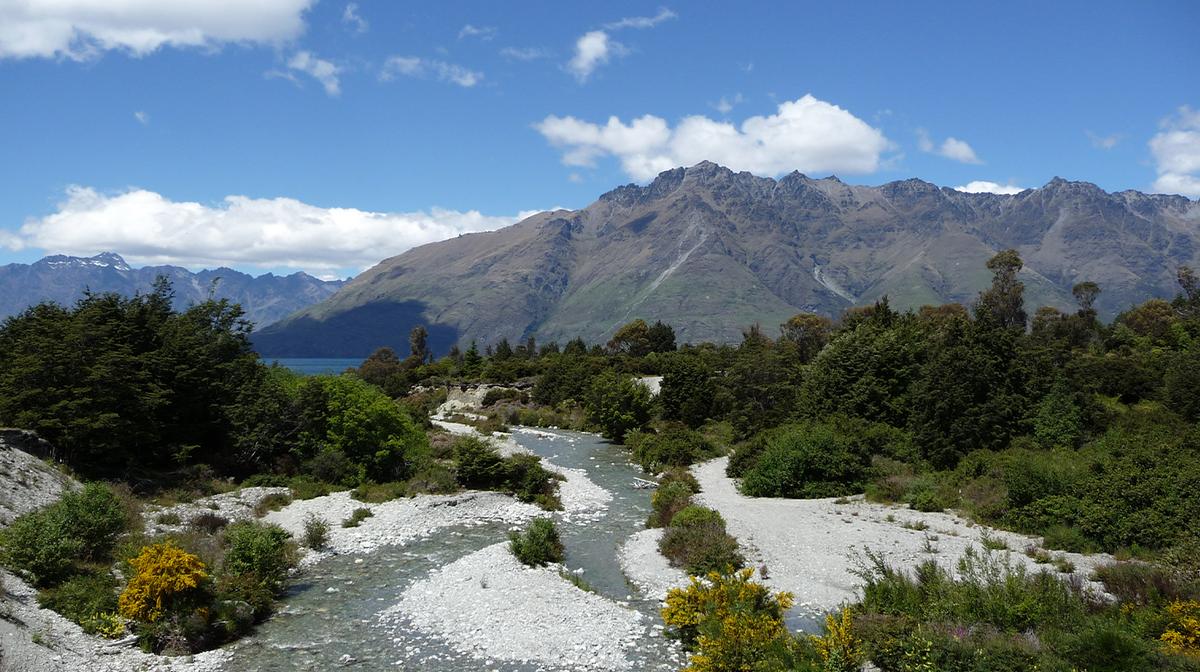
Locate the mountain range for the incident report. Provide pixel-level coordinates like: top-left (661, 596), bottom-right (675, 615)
top-left (0, 253), bottom-right (345, 329)
top-left (260, 162), bottom-right (1190, 356)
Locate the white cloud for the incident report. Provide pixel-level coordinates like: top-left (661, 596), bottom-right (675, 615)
top-left (953, 181), bottom-right (1025, 195)
top-left (566, 30), bottom-right (624, 83)
top-left (1150, 106), bottom-right (1200, 198)
top-left (287, 51), bottom-right (340, 96)
top-left (713, 93), bottom-right (743, 115)
top-left (133, 110), bottom-right (149, 125)
top-left (500, 46), bottom-right (548, 61)
top-left (535, 94), bottom-right (893, 180)
top-left (6, 186), bottom-right (539, 274)
top-left (458, 24), bottom-right (497, 40)
top-left (916, 128), bottom-right (982, 164)
top-left (603, 8), bottom-right (677, 30)
top-left (1086, 130), bottom-right (1120, 150)
top-left (342, 3), bottom-right (367, 34)
top-left (0, 0), bottom-right (315, 60)
top-left (381, 56), bottom-right (482, 87)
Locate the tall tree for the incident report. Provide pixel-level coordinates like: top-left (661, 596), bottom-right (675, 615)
top-left (973, 249), bottom-right (1027, 331)
top-left (779, 313), bottom-right (833, 363)
top-left (408, 325), bottom-right (429, 362)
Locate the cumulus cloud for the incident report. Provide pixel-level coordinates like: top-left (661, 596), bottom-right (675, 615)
top-left (603, 8), bottom-right (677, 30)
top-left (916, 129), bottom-right (982, 164)
top-left (287, 51), bottom-right (341, 96)
top-left (566, 30), bottom-right (624, 83)
top-left (0, 0), bottom-right (315, 60)
top-left (342, 3), bottom-right (367, 34)
top-left (535, 94), bottom-right (893, 180)
top-left (5, 186), bottom-right (539, 274)
top-left (133, 110), bottom-right (149, 125)
top-left (381, 56), bottom-right (482, 87)
top-left (1150, 106), bottom-right (1200, 198)
top-left (953, 181), bottom-right (1025, 195)
top-left (458, 24), bottom-right (497, 40)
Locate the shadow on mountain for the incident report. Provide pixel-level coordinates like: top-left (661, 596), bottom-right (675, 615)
top-left (252, 300), bottom-right (458, 358)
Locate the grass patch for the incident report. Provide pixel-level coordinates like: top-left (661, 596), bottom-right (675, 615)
top-left (341, 507), bottom-right (373, 528)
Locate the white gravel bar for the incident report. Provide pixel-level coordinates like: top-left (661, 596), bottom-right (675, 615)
top-left (617, 528), bottom-right (690, 601)
top-left (692, 456), bottom-right (1112, 617)
top-left (264, 489), bottom-right (543, 567)
top-left (380, 542), bottom-right (647, 670)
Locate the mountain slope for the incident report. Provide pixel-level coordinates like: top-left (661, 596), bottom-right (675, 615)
top-left (0, 253), bottom-right (345, 329)
top-left (254, 162), bottom-right (1200, 357)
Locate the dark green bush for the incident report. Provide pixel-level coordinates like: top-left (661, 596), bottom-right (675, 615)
top-left (509, 518), bottom-right (564, 567)
top-left (451, 436), bottom-right (561, 509)
top-left (740, 423), bottom-right (867, 499)
top-left (220, 521), bottom-right (294, 617)
top-left (660, 466), bottom-right (701, 494)
top-left (658, 505), bottom-right (743, 575)
top-left (0, 482), bottom-right (128, 586)
top-left (351, 481), bottom-right (406, 503)
top-left (404, 462), bottom-right (458, 495)
top-left (342, 507), bottom-right (373, 528)
top-left (627, 425), bottom-right (717, 472)
top-left (37, 570), bottom-right (118, 629)
top-left (648, 480), bottom-right (695, 528)
top-left (301, 514), bottom-right (329, 550)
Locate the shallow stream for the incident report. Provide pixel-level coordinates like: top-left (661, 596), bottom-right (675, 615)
top-left (222, 428), bottom-right (685, 671)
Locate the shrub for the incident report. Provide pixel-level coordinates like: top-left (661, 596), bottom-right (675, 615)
top-left (301, 515), bottom-right (330, 550)
top-left (482, 387), bottom-right (527, 407)
top-left (452, 436), bottom-right (561, 509)
top-left (287, 476), bottom-right (335, 500)
top-left (1042, 524), bottom-right (1093, 554)
top-left (627, 425), bottom-right (717, 473)
top-left (740, 423), bottom-right (867, 499)
top-left (342, 507), bottom-right (373, 528)
top-left (189, 513), bottom-right (229, 534)
top-left (1160, 600), bottom-right (1200, 656)
top-left (659, 506), bottom-right (744, 576)
top-left (509, 518), bottom-right (564, 567)
top-left (304, 449), bottom-right (360, 486)
top-left (118, 542), bottom-right (209, 624)
top-left (452, 436), bottom-right (507, 487)
top-left (404, 462), bottom-right (458, 495)
top-left (220, 521), bottom-right (294, 617)
top-left (253, 492), bottom-right (292, 516)
top-left (584, 370), bottom-right (652, 443)
top-left (0, 482), bottom-right (127, 586)
top-left (1093, 562), bottom-right (1199, 606)
top-left (660, 467), bottom-right (701, 494)
top-left (155, 512), bottom-right (182, 525)
top-left (648, 480), bottom-right (694, 528)
top-left (37, 570), bottom-right (119, 630)
top-left (812, 608), bottom-right (865, 672)
top-left (662, 567), bottom-right (796, 667)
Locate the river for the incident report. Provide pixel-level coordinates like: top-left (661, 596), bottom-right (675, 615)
top-left (221, 428), bottom-right (685, 671)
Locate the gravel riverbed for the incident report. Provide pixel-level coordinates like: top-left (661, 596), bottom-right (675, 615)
top-left (692, 456), bottom-right (1113, 619)
top-left (381, 542), bottom-right (649, 670)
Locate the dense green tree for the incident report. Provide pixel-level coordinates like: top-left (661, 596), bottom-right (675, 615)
top-left (659, 352), bottom-right (716, 428)
top-left (608, 319), bottom-right (653, 357)
top-left (646, 320), bottom-right (677, 353)
top-left (584, 370), bottom-right (652, 442)
top-left (779, 313), bottom-right (833, 363)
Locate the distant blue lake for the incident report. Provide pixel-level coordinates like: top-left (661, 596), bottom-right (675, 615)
top-left (264, 357), bottom-right (363, 376)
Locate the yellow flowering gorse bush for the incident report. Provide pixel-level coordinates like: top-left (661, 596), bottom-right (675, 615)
top-left (118, 541), bottom-right (208, 623)
top-left (662, 567), bottom-right (796, 672)
top-left (1161, 599), bottom-right (1200, 656)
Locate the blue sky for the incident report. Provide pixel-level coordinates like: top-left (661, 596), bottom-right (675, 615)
top-left (0, 0), bottom-right (1197, 278)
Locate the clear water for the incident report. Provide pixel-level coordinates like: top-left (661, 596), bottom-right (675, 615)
top-left (221, 429), bottom-right (686, 671)
top-left (263, 357), bottom-right (364, 376)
